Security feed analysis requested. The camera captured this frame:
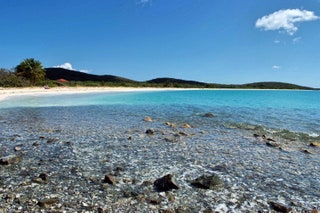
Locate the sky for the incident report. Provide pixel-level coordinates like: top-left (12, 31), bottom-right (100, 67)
top-left (0, 0), bottom-right (320, 87)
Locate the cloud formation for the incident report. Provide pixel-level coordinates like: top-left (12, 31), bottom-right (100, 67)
top-left (53, 62), bottom-right (90, 73)
top-left (54, 62), bottom-right (73, 70)
top-left (256, 9), bottom-right (319, 35)
top-left (272, 65), bottom-right (281, 70)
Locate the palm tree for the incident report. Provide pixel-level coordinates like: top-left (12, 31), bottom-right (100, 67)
top-left (15, 58), bottom-right (46, 85)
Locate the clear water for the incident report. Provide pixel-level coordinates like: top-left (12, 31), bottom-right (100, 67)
top-left (0, 90), bottom-right (319, 211)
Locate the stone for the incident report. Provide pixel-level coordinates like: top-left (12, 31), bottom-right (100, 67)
top-left (39, 173), bottom-right (48, 181)
top-left (14, 146), bottom-right (22, 152)
top-left (146, 129), bottom-right (155, 135)
top-left (311, 208), bottom-right (319, 213)
top-left (268, 201), bottom-right (292, 213)
top-left (38, 197), bottom-right (58, 207)
top-left (148, 196), bottom-right (162, 205)
top-left (267, 138), bottom-right (277, 142)
top-left (253, 134), bottom-right (260, 138)
top-left (144, 116), bottom-right (153, 122)
top-left (266, 141), bottom-right (281, 148)
top-left (182, 124), bottom-right (191, 128)
top-left (203, 113), bottom-right (215, 118)
top-left (0, 155), bottom-right (22, 165)
top-left (154, 174), bottom-right (179, 192)
top-left (103, 174), bottom-right (116, 185)
top-left (191, 174), bottom-right (223, 190)
top-left (310, 142), bottom-right (320, 147)
top-left (165, 122), bottom-right (176, 128)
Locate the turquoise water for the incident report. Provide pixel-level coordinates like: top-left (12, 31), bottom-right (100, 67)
top-left (0, 90), bottom-right (320, 211)
top-left (1, 90), bottom-right (320, 136)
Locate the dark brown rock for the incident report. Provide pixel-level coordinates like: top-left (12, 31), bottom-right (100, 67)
top-left (154, 174), bottom-right (179, 192)
top-left (269, 201), bottom-right (292, 213)
top-left (148, 196), bottom-right (162, 205)
top-left (0, 155), bottom-right (22, 165)
top-left (146, 129), bottom-right (155, 135)
top-left (266, 141), bottom-right (281, 148)
top-left (39, 173), bottom-right (48, 181)
top-left (103, 174), bottom-right (116, 185)
top-left (191, 174), bottom-right (223, 190)
top-left (38, 197), bottom-right (58, 207)
top-left (203, 113), bottom-right (215, 118)
top-left (253, 134), bottom-right (260, 138)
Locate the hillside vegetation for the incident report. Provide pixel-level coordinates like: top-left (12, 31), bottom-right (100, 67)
top-left (0, 66), bottom-right (315, 90)
top-left (44, 68), bottom-right (315, 90)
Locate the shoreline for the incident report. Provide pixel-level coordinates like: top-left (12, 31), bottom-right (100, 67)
top-left (0, 86), bottom-right (313, 103)
top-left (0, 86), bottom-right (185, 102)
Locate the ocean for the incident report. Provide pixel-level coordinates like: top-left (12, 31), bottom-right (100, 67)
top-left (0, 90), bottom-right (319, 212)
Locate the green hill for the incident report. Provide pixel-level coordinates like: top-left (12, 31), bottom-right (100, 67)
top-left (44, 68), bottom-right (315, 90)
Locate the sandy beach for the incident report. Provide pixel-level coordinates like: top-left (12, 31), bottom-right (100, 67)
top-left (0, 87), bottom-right (179, 102)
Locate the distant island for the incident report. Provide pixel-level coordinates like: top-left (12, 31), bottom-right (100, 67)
top-left (45, 68), bottom-right (315, 90)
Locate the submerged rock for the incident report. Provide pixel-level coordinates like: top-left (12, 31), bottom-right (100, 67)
top-left (165, 122), bottom-right (176, 128)
top-left (154, 174), bottom-right (179, 192)
top-left (103, 174), bottom-right (116, 185)
top-left (310, 142), bottom-right (320, 147)
top-left (268, 201), bottom-right (292, 213)
top-left (191, 174), bottom-right (223, 190)
top-left (38, 197), bottom-right (58, 208)
top-left (146, 129), bottom-right (155, 135)
top-left (266, 141), bottom-right (281, 148)
top-left (0, 154), bottom-right (22, 165)
top-left (203, 113), bottom-right (215, 118)
top-left (144, 116), bottom-right (153, 122)
top-left (182, 124), bottom-right (191, 129)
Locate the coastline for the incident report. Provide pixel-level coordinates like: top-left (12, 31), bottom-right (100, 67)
top-left (0, 86), bottom-right (313, 103)
top-left (0, 87), bottom-right (184, 102)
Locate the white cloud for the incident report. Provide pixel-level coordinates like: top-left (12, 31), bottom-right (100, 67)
top-left (53, 62), bottom-right (90, 73)
top-left (256, 9), bottom-right (319, 35)
top-left (54, 62), bottom-right (73, 70)
top-left (274, 39), bottom-right (281, 44)
top-left (272, 65), bottom-right (281, 70)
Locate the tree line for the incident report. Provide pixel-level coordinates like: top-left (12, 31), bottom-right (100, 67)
top-left (0, 58), bottom-right (46, 87)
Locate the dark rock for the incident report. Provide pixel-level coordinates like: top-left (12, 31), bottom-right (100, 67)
top-left (203, 113), bottom-right (215, 118)
top-left (154, 174), bottom-right (179, 192)
top-left (47, 138), bottom-right (58, 144)
top-left (103, 174), bottom-right (116, 185)
top-left (147, 196), bottom-right (162, 205)
top-left (39, 173), bottom-right (48, 181)
top-left (33, 142), bottom-right (40, 147)
top-left (253, 134), bottom-right (260, 138)
top-left (38, 197), bottom-right (58, 207)
top-left (146, 129), bottom-right (155, 135)
top-left (266, 141), bottom-right (281, 148)
top-left (268, 201), bottom-right (292, 213)
top-left (191, 174), bottom-right (223, 190)
top-left (127, 136), bottom-right (134, 140)
top-left (302, 149), bottom-right (312, 154)
top-left (0, 154), bottom-right (22, 165)
top-left (267, 138), bottom-right (277, 142)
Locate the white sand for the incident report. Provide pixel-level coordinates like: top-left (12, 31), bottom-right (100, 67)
top-left (0, 86), bottom-right (184, 102)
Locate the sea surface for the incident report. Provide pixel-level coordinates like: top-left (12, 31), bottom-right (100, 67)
top-left (0, 90), bottom-right (319, 212)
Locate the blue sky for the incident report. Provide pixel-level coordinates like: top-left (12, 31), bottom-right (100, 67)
top-left (1, 0), bottom-right (320, 87)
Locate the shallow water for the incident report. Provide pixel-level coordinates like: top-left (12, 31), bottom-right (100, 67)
top-left (0, 90), bottom-right (319, 212)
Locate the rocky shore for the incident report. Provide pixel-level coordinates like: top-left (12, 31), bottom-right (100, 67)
top-left (1, 105), bottom-right (320, 212)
